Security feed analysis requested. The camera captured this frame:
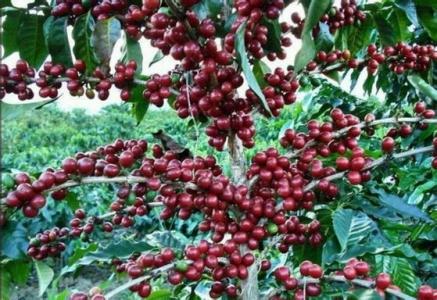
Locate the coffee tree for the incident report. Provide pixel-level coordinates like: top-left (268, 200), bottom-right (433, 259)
top-left (1, 0), bottom-right (436, 299)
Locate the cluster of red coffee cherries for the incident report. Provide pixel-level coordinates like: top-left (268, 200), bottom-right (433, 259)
top-left (27, 227), bottom-right (68, 260)
top-left (262, 67), bottom-right (299, 116)
top-left (248, 147), bottom-right (321, 209)
top-left (0, 59), bottom-right (138, 101)
top-left (291, 0), bottom-right (366, 38)
top-left (4, 170), bottom-right (68, 218)
top-left (68, 255), bottom-right (437, 299)
top-left (52, 0), bottom-right (126, 19)
top-left (0, 60), bottom-right (35, 100)
top-left (306, 43), bottom-right (437, 76)
top-left (4, 139), bottom-right (148, 220)
top-left (279, 106), bottom-right (437, 188)
top-left (143, 74), bottom-right (174, 107)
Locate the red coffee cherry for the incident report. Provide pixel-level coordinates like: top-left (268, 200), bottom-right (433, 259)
top-left (375, 273), bottom-right (391, 290)
top-left (381, 137), bottom-right (395, 153)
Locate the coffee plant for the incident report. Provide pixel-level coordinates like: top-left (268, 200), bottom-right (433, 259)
top-left (1, 0), bottom-right (436, 299)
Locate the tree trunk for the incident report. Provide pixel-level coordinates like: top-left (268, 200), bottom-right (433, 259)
top-left (227, 134), bottom-right (260, 300)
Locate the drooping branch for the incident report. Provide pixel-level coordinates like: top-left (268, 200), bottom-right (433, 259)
top-left (285, 117), bottom-right (437, 159)
top-left (2, 145), bottom-right (429, 205)
top-left (303, 145), bottom-right (434, 192)
top-left (264, 275), bottom-right (416, 300)
top-left (0, 176), bottom-right (196, 206)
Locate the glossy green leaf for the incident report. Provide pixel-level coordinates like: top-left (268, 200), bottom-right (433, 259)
top-left (315, 22), bottom-right (334, 52)
top-left (261, 17), bottom-right (282, 53)
top-left (147, 289), bottom-right (172, 300)
top-left (67, 243), bottom-right (99, 265)
top-left (374, 11), bottom-right (396, 45)
top-left (413, 0), bottom-right (437, 10)
top-left (72, 11), bottom-right (99, 73)
top-left (2, 9), bottom-right (23, 58)
top-left (417, 6), bottom-right (437, 41)
top-left (370, 188), bottom-right (432, 222)
top-left (147, 230), bottom-right (190, 251)
top-left (252, 59), bottom-right (271, 88)
top-left (192, 0), bottom-right (222, 20)
top-left (132, 100), bottom-right (149, 125)
top-left (333, 209), bottom-right (374, 252)
top-left (17, 13), bottom-right (48, 69)
top-left (129, 76), bottom-right (150, 124)
top-left (121, 35), bottom-right (143, 74)
top-left (379, 256), bottom-right (418, 296)
top-left (1, 100), bottom-right (53, 122)
top-left (390, 8), bottom-right (413, 41)
top-left (65, 191), bottom-right (80, 211)
top-left (5, 260), bottom-right (31, 285)
top-left (92, 17), bottom-right (121, 66)
top-left (294, 0), bottom-right (331, 71)
top-left (149, 50), bottom-right (165, 67)
top-left (235, 22), bottom-right (272, 116)
top-left (408, 74), bottom-right (437, 100)
top-left (363, 73), bottom-right (375, 95)
top-left (0, 267), bottom-right (11, 300)
top-left (395, 0), bottom-right (419, 27)
top-left (34, 260), bottom-right (54, 297)
top-left (43, 16), bottom-right (73, 67)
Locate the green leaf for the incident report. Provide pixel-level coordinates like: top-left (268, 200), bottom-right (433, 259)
top-left (333, 209), bottom-right (374, 252)
top-left (34, 260), bottom-right (54, 297)
top-left (374, 12), bottom-right (396, 45)
top-left (65, 191), bottom-right (80, 211)
top-left (252, 59), bottom-right (271, 88)
top-left (0, 221), bottom-right (28, 259)
top-left (296, 37), bottom-right (316, 73)
top-left (370, 188), bottom-right (432, 222)
top-left (73, 11), bottom-right (99, 73)
top-left (416, 6), bottom-right (437, 41)
top-left (147, 230), bottom-right (190, 251)
top-left (192, 0), bottom-right (222, 20)
top-left (390, 8), bottom-right (413, 41)
top-left (1, 100), bottom-right (53, 122)
top-left (61, 240), bottom-right (152, 276)
top-left (0, 266), bottom-right (11, 300)
top-left (395, 0), bottom-right (419, 27)
top-left (389, 257), bottom-right (418, 295)
top-left (295, 0), bottom-right (331, 71)
top-left (2, 9), bottom-right (23, 58)
top-left (260, 17), bottom-right (282, 53)
top-left (147, 289), bottom-right (172, 300)
top-left (407, 74), bottom-right (437, 100)
top-left (68, 243), bottom-right (99, 265)
top-left (413, 0), bottom-right (437, 9)
top-left (121, 35), bottom-right (143, 74)
top-left (149, 50), bottom-right (165, 67)
top-left (235, 22), bottom-right (272, 116)
top-left (92, 17), bottom-right (121, 66)
top-left (363, 73), bottom-right (375, 95)
top-left (5, 260), bottom-right (31, 285)
top-left (132, 101), bottom-right (149, 125)
top-left (315, 22), bottom-right (334, 52)
top-left (43, 16), bottom-right (73, 67)
top-left (17, 13), bottom-right (49, 69)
